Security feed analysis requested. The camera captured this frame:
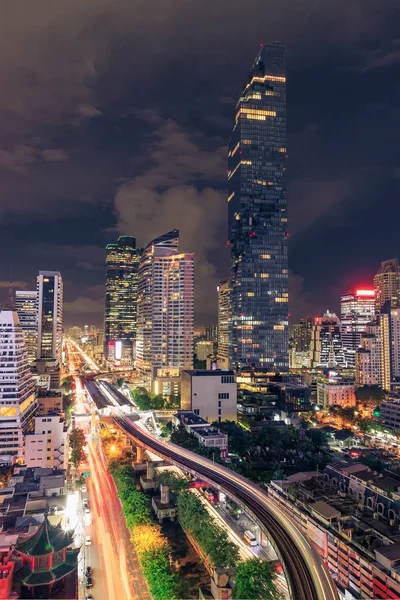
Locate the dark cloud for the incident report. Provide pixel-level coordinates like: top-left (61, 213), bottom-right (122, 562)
top-left (0, 0), bottom-right (399, 324)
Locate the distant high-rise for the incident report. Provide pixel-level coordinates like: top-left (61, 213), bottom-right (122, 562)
top-left (136, 230), bottom-right (194, 385)
top-left (104, 236), bottom-right (142, 362)
top-left (341, 290), bottom-right (376, 367)
top-left (0, 291), bottom-right (37, 463)
top-left (374, 258), bottom-right (400, 312)
top-left (205, 325), bottom-right (217, 343)
top-left (37, 271), bottom-right (63, 364)
top-left (15, 291), bottom-right (37, 365)
top-left (228, 42), bottom-right (288, 371)
top-left (356, 315), bottom-right (391, 390)
top-left (217, 281), bottom-right (231, 369)
top-left (310, 312), bottom-right (346, 368)
top-left (291, 319), bottom-right (312, 353)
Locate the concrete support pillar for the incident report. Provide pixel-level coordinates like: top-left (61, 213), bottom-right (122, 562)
top-left (136, 446), bottom-right (144, 462)
top-left (160, 484), bottom-right (170, 505)
top-left (147, 461), bottom-right (155, 479)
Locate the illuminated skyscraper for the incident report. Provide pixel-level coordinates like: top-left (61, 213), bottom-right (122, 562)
top-left (217, 281), bottom-right (231, 368)
top-left (0, 290), bottom-right (37, 463)
top-left (340, 290), bottom-right (376, 367)
top-left (291, 318), bottom-right (312, 353)
top-left (104, 236), bottom-right (142, 362)
top-left (374, 258), bottom-right (400, 312)
top-left (15, 290), bottom-right (38, 365)
top-left (37, 271), bottom-right (63, 364)
top-left (136, 230), bottom-right (194, 385)
top-left (310, 312), bottom-right (346, 368)
top-left (228, 43), bottom-right (288, 371)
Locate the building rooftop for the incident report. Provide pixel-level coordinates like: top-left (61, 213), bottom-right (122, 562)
top-left (192, 426), bottom-right (227, 439)
top-left (15, 515), bottom-right (73, 556)
top-left (173, 410), bottom-right (209, 427)
top-left (375, 543), bottom-right (400, 562)
top-left (310, 500), bottom-right (341, 521)
top-left (182, 369), bottom-right (234, 377)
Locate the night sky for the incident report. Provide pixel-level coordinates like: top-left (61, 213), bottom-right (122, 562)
top-left (1, 1), bottom-right (399, 326)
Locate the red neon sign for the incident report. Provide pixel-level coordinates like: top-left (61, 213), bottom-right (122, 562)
top-left (356, 289), bottom-right (375, 297)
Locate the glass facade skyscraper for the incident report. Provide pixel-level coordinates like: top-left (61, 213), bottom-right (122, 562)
top-left (104, 236), bottom-right (142, 361)
top-left (228, 43), bottom-right (288, 371)
top-left (15, 290), bottom-right (38, 365)
top-left (37, 271), bottom-right (63, 364)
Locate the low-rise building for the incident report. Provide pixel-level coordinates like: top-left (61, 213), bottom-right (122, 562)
top-left (24, 415), bottom-right (67, 470)
top-left (317, 374), bottom-right (356, 409)
top-left (380, 399), bottom-right (400, 429)
top-left (172, 410), bottom-right (228, 457)
top-left (36, 392), bottom-right (63, 415)
top-left (181, 370), bottom-right (237, 422)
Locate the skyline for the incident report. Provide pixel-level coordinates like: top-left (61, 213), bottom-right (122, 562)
top-left (0, 1), bottom-right (399, 326)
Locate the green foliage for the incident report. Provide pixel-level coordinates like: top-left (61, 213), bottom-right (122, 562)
top-left (170, 427), bottom-right (223, 461)
top-left (355, 385), bottom-right (385, 403)
top-left (233, 559), bottom-right (282, 600)
top-left (213, 420), bottom-right (251, 456)
top-left (305, 428), bottom-right (329, 449)
top-left (140, 550), bottom-right (178, 600)
top-left (131, 387), bottom-right (165, 410)
top-left (112, 465), bottom-right (152, 527)
top-left (177, 491), bottom-right (239, 568)
top-left (116, 377), bottom-right (124, 388)
top-left (69, 427), bottom-right (86, 468)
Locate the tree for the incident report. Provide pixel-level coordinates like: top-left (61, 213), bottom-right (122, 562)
top-left (305, 429), bottom-right (329, 449)
top-left (233, 559), bottom-right (282, 600)
top-left (69, 428), bottom-right (86, 469)
top-left (356, 385), bottom-right (385, 403)
top-left (157, 472), bottom-right (189, 497)
top-left (116, 377), bottom-right (124, 388)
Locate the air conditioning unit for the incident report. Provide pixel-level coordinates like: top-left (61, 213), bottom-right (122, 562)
top-left (390, 519), bottom-right (395, 526)
top-left (373, 512), bottom-right (379, 520)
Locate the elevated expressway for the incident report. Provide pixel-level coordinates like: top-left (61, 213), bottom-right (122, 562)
top-left (112, 414), bottom-right (338, 600)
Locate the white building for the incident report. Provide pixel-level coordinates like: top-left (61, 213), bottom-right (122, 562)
top-left (340, 289), bottom-right (375, 367)
top-left (15, 291), bottom-right (38, 365)
top-left (37, 271), bottom-right (63, 364)
top-left (136, 230), bottom-right (194, 386)
top-left (355, 315), bottom-right (391, 390)
top-left (181, 369), bottom-right (237, 423)
top-left (25, 415), bottom-right (67, 470)
top-left (317, 375), bottom-right (356, 409)
top-left (309, 312), bottom-right (346, 368)
top-left (0, 296), bottom-right (37, 464)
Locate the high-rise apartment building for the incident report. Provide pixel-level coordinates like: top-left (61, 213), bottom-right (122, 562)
top-left (136, 230), bottom-right (194, 386)
top-left (340, 289), bottom-right (375, 367)
top-left (291, 318), bottom-right (312, 352)
top-left (205, 325), bottom-right (217, 343)
top-left (0, 293), bottom-right (37, 463)
top-left (104, 236), bottom-right (142, 362)
top-left (356, 315), bottom-right (391, 390)
top-left (217, 281), bottom-right (231, 369)
top-left (37, 271), bottom-right (63, 364)
top-left (309, 312), bottom-right (346, 368)
top-left (228, 43), bottom-right (288, 371)
top-left (374, 258), bottom-right (400, 312)
top-left (15, 291), bottom-right (37, 365)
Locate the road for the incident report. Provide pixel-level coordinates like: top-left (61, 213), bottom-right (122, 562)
top-left (114, 414), bottom-right (339, 600)
top-left (65, 341), bottom-right (150, 600)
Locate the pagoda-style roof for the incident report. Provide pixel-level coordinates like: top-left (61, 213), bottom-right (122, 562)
top-left (15, 516), bottom-right (74, 556)
top-left (14, 548), bottom-right (79, 587)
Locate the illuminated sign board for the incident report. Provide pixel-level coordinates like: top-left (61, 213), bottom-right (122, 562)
top-left (115, 340), bottom-right (122, 361)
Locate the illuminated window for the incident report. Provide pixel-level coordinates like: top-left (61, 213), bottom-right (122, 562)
top-left (282, 269), bottom-right (288, 274)
top-left (275, 298), bottom-right (288, 303)
top-left (228, 191), bottom-right (235, 202)
top-left (231, 142), bottom-right (240, 157)
top-left (281, 218), bottom-right (287, 222)
top-left (274, 325), bottom-right (285, 331)
top-left (278, 148), bottom-right (287, 153)
top-left (260, 254), bottom-right (271, 259)
top-left (260, 274), bottom-right (269, 278)
top-left (247, 292), bottom-right (255, 297)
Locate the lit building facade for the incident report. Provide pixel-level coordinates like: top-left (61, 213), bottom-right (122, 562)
top-left (136, 230), bottom-right (194, 386)
top-left (217, 280), bottom-right (231, 369)
top-left (104, 236), bottom-right (142, 362)
top-left (291, 318), bottom-right (312, 353)
top-left (340, 289), bottom-right (376, 367)
top-left (181, 370), bottom-right (237, 423)
top-left (309, 312), bottom-right (346, 368)
top-left (374, 258), bottom-right (400, 312)
top-left (25, 414), bottom-right (67, 470)
top-left (356, 315), bottom-right (391, 390)
top-left (36, 271), bottom-right (63, 364)
top-left (15, 290), bottom-right (37, 365)
top-left (0, 300), bottom-right (37, 464)
top-left (228, 43), bottom-right (288, 371)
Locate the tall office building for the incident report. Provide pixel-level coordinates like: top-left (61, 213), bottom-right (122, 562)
top-left (37, 271), bottom-right (63, 364)
top-left (15, 291), bottom-right (37, 365)
top-left (104, 236), bottom-right (142, 362)
top-left (228, 42), bottom-right (288, 371)
top-left (0, 290), bottom-right (37, 463)
top-left (340, 289), bottom-right (376, 367)
top-left (217, 281), bottom-right (231, 369)
top-left (136, 230), bottom-right (194, 386)
top-left (291, 318), bottom-right (312, 352)
top-left (309, 312), bottom-right (346, 368)
top-left (205, 325), bottom-right (218, 343)
top-left (374, 258), bottom-right (400, 312)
